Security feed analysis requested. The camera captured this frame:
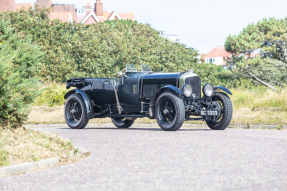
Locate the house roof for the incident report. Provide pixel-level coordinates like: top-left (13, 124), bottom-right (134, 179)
top-left (80, 10), bottom-right (135, 24)
top-left (204, 46), bottom-right (231, 58)
top-left (239, 53), bottom-right (261, 59)
top-left (248, 53), bottom-right (261, 58)
top-left (81, 11), bottom-right (99, 24)
top-left (118, 13), bottom-right (135, 21)
top-left (76, 14), bottom-right (86, 22)
top-left (15, 4), bottom-right (33, 10)
top-left (50, 12), bottom-right (72, 23)
top-left (107, 11), bottom-right (121, 20)
top-left (103, 10), bottom-right (110, 19)
top-left (204, 46), bottom-right (262, 66)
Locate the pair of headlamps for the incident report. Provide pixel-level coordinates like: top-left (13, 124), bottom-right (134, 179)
top-left (182, 83), bottom-right (214, 97)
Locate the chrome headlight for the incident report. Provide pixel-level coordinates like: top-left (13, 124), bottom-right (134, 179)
top-left (202, 83), bottom-right (214, 97)
top-left (182, 84), bottom-right (192, 97)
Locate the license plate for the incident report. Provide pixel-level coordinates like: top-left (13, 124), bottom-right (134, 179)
top-left (200, 110), bottom-right (218, 116)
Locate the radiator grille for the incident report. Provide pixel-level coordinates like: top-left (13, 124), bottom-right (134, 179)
top-left (185, 76), bottom-right (201, 98)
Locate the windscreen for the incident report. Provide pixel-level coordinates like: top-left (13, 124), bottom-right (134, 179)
top-left (126, 64), bottom-right (137, 72)
top-left (141, 64), bottom-right (152, 72)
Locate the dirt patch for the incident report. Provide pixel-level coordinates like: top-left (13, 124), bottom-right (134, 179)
top-left (28, 106), bottom-right (65, 124)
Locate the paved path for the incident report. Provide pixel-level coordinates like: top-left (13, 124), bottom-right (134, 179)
top-left (1, 124), bottom-right (287, 190)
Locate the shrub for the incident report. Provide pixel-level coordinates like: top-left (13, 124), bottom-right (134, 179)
top-left (0, 7), bottom-right (229, 85)
top-left (0, 20), bottom-right (43, 128)
top-left (33, 84), bottom-right (69, 107)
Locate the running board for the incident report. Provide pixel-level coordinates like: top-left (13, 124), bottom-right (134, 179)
top-left (94, 114), bottom-right (150, 118)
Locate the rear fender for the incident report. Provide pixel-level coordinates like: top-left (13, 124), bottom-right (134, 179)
top-left (149, 85), bottom-right (184, 117)
top-left (64, 89), bottom-right (94, 119)
top-left (213, 86), bottom-right (232, 95)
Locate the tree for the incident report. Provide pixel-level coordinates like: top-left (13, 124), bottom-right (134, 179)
top-left (0, 20), bottom-right (43, 128)
top-left (225, 17), bottom-right (287, 91)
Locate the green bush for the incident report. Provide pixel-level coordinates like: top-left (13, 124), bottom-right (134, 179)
top-left (0, 7), bottom-right (229, 85)
top-left (33, 84), bottom-right (69, 107)
top-left (0, 20), bottom-right (43, 128)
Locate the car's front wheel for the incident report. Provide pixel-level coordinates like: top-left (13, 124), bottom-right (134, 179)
top-left (155, 92), bottom-right (185, 131)
top-left (111, 117), bottom-right (135, 128)
top-left (64, 94), bottom-right (89, 129)
top-left (206, 92), bottom-right (233, 130)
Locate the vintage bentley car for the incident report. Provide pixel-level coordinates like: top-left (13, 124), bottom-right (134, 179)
top-left (64, 64), bottom-right (233, 131)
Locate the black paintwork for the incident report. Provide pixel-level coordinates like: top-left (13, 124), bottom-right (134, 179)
top-left (141, 73), bottom-right (181, 99)
top-left (65, 71), bottom-right (232, 120)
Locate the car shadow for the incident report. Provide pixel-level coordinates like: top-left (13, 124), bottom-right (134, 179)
top-left (58, 127), bottom-right (211, 131)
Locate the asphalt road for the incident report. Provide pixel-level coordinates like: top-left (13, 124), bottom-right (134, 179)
top-left (1, 124), bottom-right (287, 191)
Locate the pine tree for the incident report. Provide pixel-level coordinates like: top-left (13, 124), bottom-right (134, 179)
top-left (225, 17), bottom-right (287, 90)
top-left (0, 20), bottom-right (43, 128)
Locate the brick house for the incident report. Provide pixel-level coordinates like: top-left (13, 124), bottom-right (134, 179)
top-left (0, 0), bottom-right (135, 24)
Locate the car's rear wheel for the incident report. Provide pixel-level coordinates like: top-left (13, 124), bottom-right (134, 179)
top-left (111, 117), bottom-right (135, 128)
top-left (206, 92), bottom-right (233, 130)
top-left (155, 92), bottom-right (185, 131)
top-left (64, 94), bottom-right (89, 129)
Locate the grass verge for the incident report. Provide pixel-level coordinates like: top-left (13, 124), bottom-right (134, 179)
top-left (0, 127), bottom-right (89, 168)
top-left (29, 84), bottom-right (287, 125)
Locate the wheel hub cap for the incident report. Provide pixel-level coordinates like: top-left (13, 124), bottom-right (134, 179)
top-left (163, 109), bottom-right (169, 115)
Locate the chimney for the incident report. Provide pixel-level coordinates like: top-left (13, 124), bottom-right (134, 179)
top-left (37, 0), bottom-right (52, 8)
top-left (0, 0), bottom-right (15, 12)
top-left (84, 3), bottom-right (91, 9)
top-left (95, 0), bottom-right (103, 17)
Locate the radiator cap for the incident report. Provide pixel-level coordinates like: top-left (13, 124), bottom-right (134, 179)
top-left (188, 69), bottom-right (194, 73)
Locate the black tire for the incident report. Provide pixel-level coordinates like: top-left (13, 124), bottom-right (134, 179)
top-left (111, 117), bottom-right (135, 128)
top-left (206, 92), bottom-right (233, 130)
top-left (155, 92), bottom-right (185, 131)
top-left (64, 94), bottom-right (89, 129)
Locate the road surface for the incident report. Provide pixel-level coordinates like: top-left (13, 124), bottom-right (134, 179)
top-left (1, 124), bottom-right (287, 190)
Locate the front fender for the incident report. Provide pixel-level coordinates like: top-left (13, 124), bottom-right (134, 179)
top-left (213, 86), bottom-right (232, 95)
top-left (64, 89), bottom-right (94, 119)
top-left (149, 85), bottom-right (184, 117)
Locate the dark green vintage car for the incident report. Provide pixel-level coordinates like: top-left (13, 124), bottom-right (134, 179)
top-left (64, 64), bottom-right (233, 131)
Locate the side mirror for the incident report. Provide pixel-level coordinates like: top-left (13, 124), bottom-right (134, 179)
top-left (118, 71), bottom-right (123, 76)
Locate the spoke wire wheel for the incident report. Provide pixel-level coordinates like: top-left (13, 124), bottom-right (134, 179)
top-left (210, 101), bottom-right (223, 122)
top-left (64, 94), bottom-right (89, 129)
top-left (155, 92), bottom-right (185, 131)
top-left (206, 92), bottom-right (233, 130)
top-left (158, 99), bottom-right (176, 125)
top-left (67, 100), bottom-right (82, 124)
top-left (112, 117), bottom-right (135, 128)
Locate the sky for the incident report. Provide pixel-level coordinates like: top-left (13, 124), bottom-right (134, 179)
top-left (16, 0), bottom-right (287, 54)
